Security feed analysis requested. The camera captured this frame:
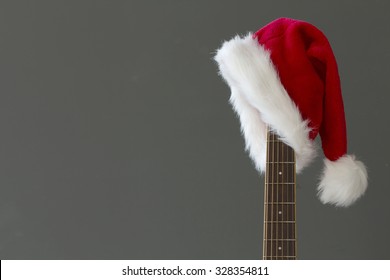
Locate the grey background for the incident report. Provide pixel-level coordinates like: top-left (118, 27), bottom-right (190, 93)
top-left (0, 0), bottom-right (389, 260)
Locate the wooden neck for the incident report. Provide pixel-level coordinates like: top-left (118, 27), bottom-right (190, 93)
top-left (263, 129), bottom-right (297, 260)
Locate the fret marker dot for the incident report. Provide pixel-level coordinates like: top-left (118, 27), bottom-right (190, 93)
top-left (278, 211), bottom-right (282, 215)
top-left (278, 247), bottom-right (282, 250)
top-left (279, 171), bottom-right (282, 175)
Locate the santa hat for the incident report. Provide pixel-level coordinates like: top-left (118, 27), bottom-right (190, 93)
top-left (214, 18), bottom-right (368, 207)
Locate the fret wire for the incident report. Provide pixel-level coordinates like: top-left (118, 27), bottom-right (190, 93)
top-left (265, 221), bottom-right (295, 223)
top-left (266, 238), bottom-right (296, 241)
top-left (266, 161), bottom-right (295, 163)
top-left (264, 256), bottom-right (296, 260)
top-left (265, 183), bottom-right (295, 185)
top-left (265, 202), bottom-right (295, 204)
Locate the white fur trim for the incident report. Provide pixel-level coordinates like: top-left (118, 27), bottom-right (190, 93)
top-left (230, 87), bottom-right (267, 172)
top-left (214, 34), bottom-right (315, 173)
top-left (318, 155), bottom-right (368, 207)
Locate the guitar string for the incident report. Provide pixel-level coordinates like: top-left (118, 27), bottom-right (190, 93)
top-left (289, 145), bottom-right (294, 259)
top-left (276, 132), bottom-right (279, 259)
top-left (271, 130), bottom-right (275, 259)
top-left (293, 146), bottom-right (297, 259)
top-left (263, 128), bottom-right (269, 259)
top-left (281, 136), bottom-right (285, 259)
top-left (265, 127), bottom-right (270, 259)
top-left (286, 142), bottom-right (290, 258)
top-left (290, 144), bottom-right (293, 259)
top-left (286, 142), bottom-right (289, 259)
top-left (267, 130), bottom-right (274, 260)
top-left (265, 128), bottom-right (269, 260)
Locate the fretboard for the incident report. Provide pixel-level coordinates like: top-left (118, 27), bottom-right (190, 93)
top-left (263, 129), bottom-right (297, 260)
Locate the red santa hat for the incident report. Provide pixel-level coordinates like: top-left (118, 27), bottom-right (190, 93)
top-left (214, 18), bottom-right (368, 207)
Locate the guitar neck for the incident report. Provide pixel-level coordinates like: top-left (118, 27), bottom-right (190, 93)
top-left (263, 129), bottom-right (297, 260)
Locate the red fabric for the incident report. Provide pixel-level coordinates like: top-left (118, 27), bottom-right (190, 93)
top-left (253, 18), bottom-right (347, 161)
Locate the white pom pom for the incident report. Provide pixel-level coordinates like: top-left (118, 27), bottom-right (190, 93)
top-left (318, 155), bottom-right (368, 207)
